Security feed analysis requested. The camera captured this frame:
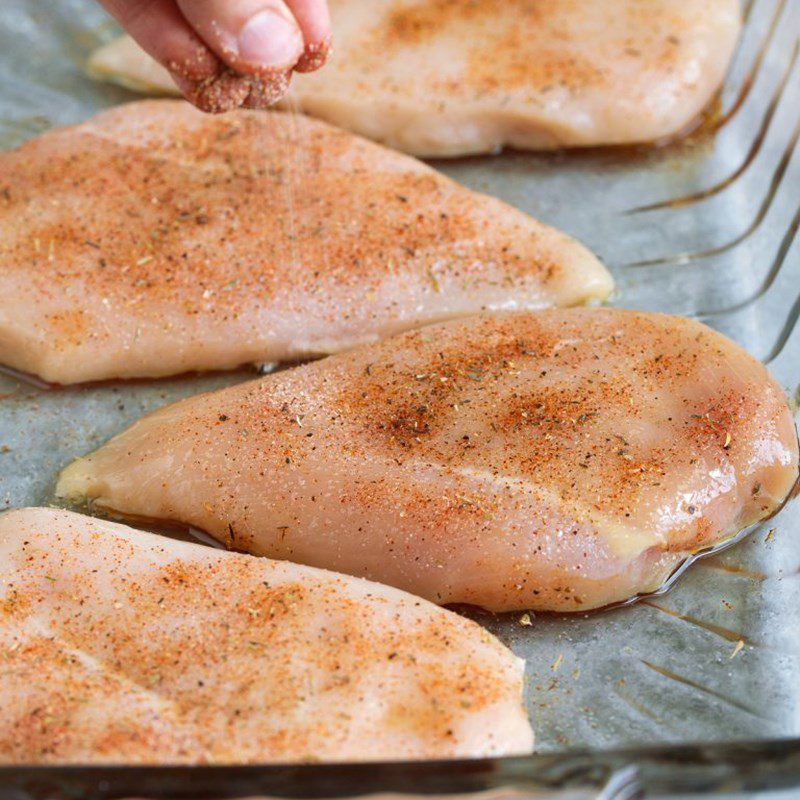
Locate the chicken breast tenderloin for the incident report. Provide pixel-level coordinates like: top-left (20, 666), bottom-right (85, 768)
top-left (58, 310), bottom-right (799, 612)
top-left (0, 100), bottom-right (610, 385)
top-left (88, 0), bottom-right (741, 156)
top-left (0, 508), bottom-right (532, 764)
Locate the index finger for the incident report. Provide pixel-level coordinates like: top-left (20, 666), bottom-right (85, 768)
top-left (97, 0), bottom-right (219, 81)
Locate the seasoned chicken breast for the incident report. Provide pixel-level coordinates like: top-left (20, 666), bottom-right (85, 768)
top-left (89, 0), bottom-right (741, 156)
top-left (58, 310), bottom-right (799, 612)
top-left (0, 101), bottom-right (610, 384)
top-left (0, 508), bottom-right (532, 764)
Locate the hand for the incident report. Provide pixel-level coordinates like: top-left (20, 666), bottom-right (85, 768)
top-left (97, 0), bottom-right (331, 112)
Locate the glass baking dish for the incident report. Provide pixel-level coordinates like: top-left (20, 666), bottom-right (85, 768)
top-left (0, 0), bottom-right (798, 796)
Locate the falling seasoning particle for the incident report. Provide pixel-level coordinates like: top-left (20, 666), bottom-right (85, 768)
top-left (730, 640), bottom-right (744, 659)
top-left (551, 653), bottom-right (563, 672)
top-left (765, 528), bottom-right (776, 543)
top-left (723, 432), bottom-right (732, 449)
top-left (136, 255), bottom-right (153, 266)
top-left (519, 613), bottom-right (533, 627)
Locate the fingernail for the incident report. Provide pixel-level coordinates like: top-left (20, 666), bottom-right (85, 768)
top-left (238, 9), bottom-right (304, 69)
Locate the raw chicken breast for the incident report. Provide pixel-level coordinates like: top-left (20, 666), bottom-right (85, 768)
top-left (0, 508), bottom-right (532, 763)
top-left (0, 101), bottom-right (610, 384)
top-left (58, 310), bottom-right (799, 612)
top-left (88, 0), bottom-right (741, 156)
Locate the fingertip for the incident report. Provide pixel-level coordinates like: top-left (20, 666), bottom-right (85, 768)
top-left (294, 36), bottom-right (331, 73)
top-left (171, 69), bottom-right (252, 113)
top-left (172, 66), bottom-right (292, 113)
top-left (241, 69), bottom-right (293, 108)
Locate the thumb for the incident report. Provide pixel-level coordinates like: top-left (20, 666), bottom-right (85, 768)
top-left (176, 0), bottom-right (305, 74)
